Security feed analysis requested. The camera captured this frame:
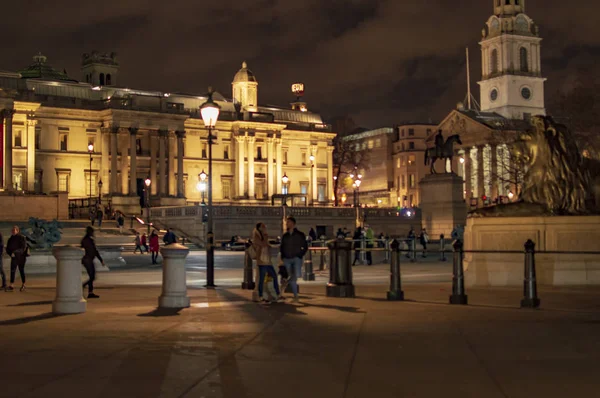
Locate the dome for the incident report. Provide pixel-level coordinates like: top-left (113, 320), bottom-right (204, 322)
top-left (18, 52), bottom-right (77, 82)
top-left (232, 61), bottom-right (257, 83)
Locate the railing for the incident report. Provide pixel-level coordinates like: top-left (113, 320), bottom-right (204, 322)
top-left (68, 197), bottom-right (101, 219)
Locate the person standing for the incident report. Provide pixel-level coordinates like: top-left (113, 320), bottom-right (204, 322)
top-left (81, 226), bottom-right (105, 299)
top-left (5, 226), bottom-right (28, 292)
top-left (352, 227), bottom-right (362, 266)
top-left (406, 226), bottom-right (416, 259)
top-left (280, 217), bottom-right (307, 303)
top-left (308, 227), bottom-right (317, 242)
top-left (149, 230), bottom-right (160, 264)
top-left (117, 213), bottom-right (125, 234)
top-left (133, 232), bottom-right (143, 254)
top-left (365, 225), bottom-right (374, 266)
top-left (252, 223), bottom-right (281, 304)
top-left (419, 228), bottom-right (429, 258)
top-left (96, 208), bottom-right (103, 228)
top-left (163, 228), bottom-right (177, 245)
top-left (90, 207), bottom-right (96, 226)
top-left (0, 231), bottom-right (6, 290)
top-left (141, 233), bottom-right (148, 253)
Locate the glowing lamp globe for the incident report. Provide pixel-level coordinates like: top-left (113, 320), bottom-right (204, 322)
top-left (200, 88), bottom-right (221, 128)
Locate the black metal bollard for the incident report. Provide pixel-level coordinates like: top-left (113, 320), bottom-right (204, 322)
top-left (439, 234), bottom-right (446, 262)
top-left (241, 251), bottom-right (255, 290)
top-left (387, 240), bottom-right (404, 301)
top-left (326, 239), bottom-right (355, 298)
top-left (449, 240), bottom-right (468, 305)
top-left (303, 249), bottom-right (315, 281)
top-left (521, 239), bottom-right (540, 309)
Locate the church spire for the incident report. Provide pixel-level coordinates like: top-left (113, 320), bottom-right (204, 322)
top-left (494, 0), bottom-right (525, 16)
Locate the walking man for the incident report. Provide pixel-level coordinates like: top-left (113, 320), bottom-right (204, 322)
top-left (281, 217), bottom-right (307, 303)
top-left (81, 226), bottom-right (105, 299)
top-left (6, 226), bottom-right (28, 292)
top-left (96, 208), bottom-right (103, 228)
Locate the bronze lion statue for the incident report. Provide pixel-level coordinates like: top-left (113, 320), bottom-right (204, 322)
top-left (473, 115), bottom-right (597, 217)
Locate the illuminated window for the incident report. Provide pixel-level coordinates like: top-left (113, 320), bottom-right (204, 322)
top-left (408, 155), bottom-right (416, 165)
top-left (59, 133), bottom-right (68, 151)
top-left (368, 140), bottom-right (374, 149)
top-left (375, 139), bottom-right (381, 148)
top-left (14, 130), bottom-right (22, 147)
top-left (222, 179), bottom-right (231, 199)
top-left (255, 180), bottom-right (265, 199)
top-left (13, 170), bottom-right (24, 190)
top-left (355, 143), bottom-right (360, 151)
top-left (396, 158), bottom-right (400, 168)
top-left (57, 172), bottom-right (70, 192)
top-left (409, 174), bottom-right (415, 188)
top-left (318, 184), bottom-right (326, 202)
top-left (300, 182), bottom-right (308, 195)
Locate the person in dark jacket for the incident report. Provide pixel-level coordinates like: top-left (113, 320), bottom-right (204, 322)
top-left (352, 227), bottom-right (362, 266)
top-left (163, 228), bottom-right (177, 245)
top-left (96, 208), bottom-right (104, 228)
top-left (6, 226), bottom-right (28, 292)
top-left (280, 217), bottom-right (307, 302)
top-left (0, 231), bottom-right (6, 289)
top-left (81, 226), bottom-right (105, 299)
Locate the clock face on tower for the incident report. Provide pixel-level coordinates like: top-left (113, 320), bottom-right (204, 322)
top-left (521, 87), bottom-right (532, 100)
top-left (490, 88), bottom-right (499, 102)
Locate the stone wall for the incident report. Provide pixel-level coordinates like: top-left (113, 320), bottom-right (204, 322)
top-left (0, 192), bottom-right (69, 221)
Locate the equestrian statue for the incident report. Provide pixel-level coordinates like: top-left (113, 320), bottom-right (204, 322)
top-left (424, 130), bottom-right (462, 174)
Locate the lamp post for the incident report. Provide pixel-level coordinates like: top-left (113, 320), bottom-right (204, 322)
top-left (282, 173), bottom-right (289, 205)
top-left (309, 154), bottom-right (315, 205)
top-left (98, 179), bottom-right (103, 204)
top-left (200, 87), bottom-right (220, 288)
top-left (353, 174), bottom-right (362, 207)
top-left (144, 177), bottom-right (151, 234)
top-left (87, 143), bottom-right (94, 221)
top-left (197, 170), bottom-right (207, 205)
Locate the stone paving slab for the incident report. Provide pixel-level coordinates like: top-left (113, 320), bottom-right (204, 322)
top-left (1, 281), bottom-right (600, 398)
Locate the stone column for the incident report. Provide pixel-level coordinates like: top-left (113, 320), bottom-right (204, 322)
top-left (100, 128), bottom-right (110, 196)
top-left (110, 128), bottom-right (119, 194)
top-left (150, 132), bottom-right (158, 196)
top-left (464, 148), bottom-right (472, 201)
top-left (159, 243), bottom-right (191, 308)
top-left (26, 119), bottom-right (36, 192)
top-left (490, 144), bottom-right (498, 199)
top-left (236, 135), bottom-right (245, 197)
top-left (247, 136), bottom-right (255, 199)
top-left (168, 133), bottom-right (176, 196)
top-left (311, 145), bottom-right (318, 203)
top-left (477, 145), bottom-right (485, 200)
top-left (276, 138), bottom-right (283, 194)
top-left (120, 130), bottom-right (129, 195)
top-left (176, 131), bottom-right (185, 198)
top-left (267, 137), bottom-right (274, 199)
top-left (3, 109), bottom-right (15, 190)
top-left (52, 245), bottom-right (86, 314)
top-left (158, 130), bottom-right (167, 196)
top-left (129, 127), bottom-right (138, 196)
top-left (327, 146), bottom-right (334, 202)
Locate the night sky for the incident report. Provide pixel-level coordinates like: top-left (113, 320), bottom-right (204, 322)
top-left (1, 0), bottom-right (598, 128)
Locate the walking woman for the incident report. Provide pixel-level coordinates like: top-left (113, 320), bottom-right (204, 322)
top-left (81, 226), bottom-right (105, 299)
top-left (149, 230), bottom-right (160, 264)
top-left (252, 223), bottom-right (281, 304)
top-left (5, 226), bottom-right (28, 292)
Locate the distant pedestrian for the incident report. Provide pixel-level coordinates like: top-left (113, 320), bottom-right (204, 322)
top-left (365, 225), bottom-right (374, 266)
top-left (141, 233), bottom-right (148, 253)
top-left (5, 226), bottom-right (28, 292)
top-left (280, 217), bottom-right (307, 303)
top-left (149, 230), bottom-right (160, 264)
top-left (378, 232), bottom-right (385, 248)
top-left (419, 228), bottom-right (429, 258)
top-left (117, 213), bottom-right (125, 234)
top-left (352, 227), bottom-right (362, 266)
top-left (81, 226), bottom-right (105, 299)
top-left (163, 228), bottom-right (176, 245)
top-left (309, 227), bottom-right (317, 242)
top-left (90, 208), bottom-right (96, 226)
top-left (96, 208), bottom-right (103, 228)
top-left (0, 231), bottom-right (6, 289)
top-left (133, 232), bottom-right (143, 254)
top-left (252, 223), bottom-right (281, 304)
top-left (336, 228), bottom-right (346, 239)
top-left (406, 226), bottom-right (416, 258)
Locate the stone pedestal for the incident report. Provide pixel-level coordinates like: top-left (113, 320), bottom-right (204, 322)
top-left (419, 173), bottom-right (467, 238)
top-left (159, 243), bottom-right (190, 308)
top-left (464, 215), bottom-right (600, 286)
top-left (52, 246), bottom-right (86, 314)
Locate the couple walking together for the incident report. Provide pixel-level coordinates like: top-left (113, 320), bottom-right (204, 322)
top-left (251, 216), bottom-right (307, 304)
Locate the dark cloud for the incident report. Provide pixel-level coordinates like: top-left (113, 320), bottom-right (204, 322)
top-left (0, 0), bottom-right (597, 127)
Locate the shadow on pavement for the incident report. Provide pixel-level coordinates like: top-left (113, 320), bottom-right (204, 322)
top-left (7, 300), bottom-right (54, 307)
top-left (0, 312), bottom-right (65, 326)
top-left (137, 307), bottom-right (183, 317)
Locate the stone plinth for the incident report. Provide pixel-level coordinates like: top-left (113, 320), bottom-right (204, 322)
top-left (419, 173), bottom-right (467, 238)
top-left (464, 215), bottom-right (600, 286)
top-left (159, 243), bottom-right (190, 308)
top-left (52, 245), bottom-right (86, 314)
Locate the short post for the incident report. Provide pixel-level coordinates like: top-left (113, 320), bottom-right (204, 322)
top-left (326, 238), bottom-right (355, 298)
top-left (384, 238), bottom-right (390, 262)
top-left (387, 240), bottom-right (404, 301)
top-left (521, 239), bottom-right (540, 309)
top-left (360, 235), bottom-right (366, 264)
top-left (439, 234), bottom-right (446, 262)
top-left (241, 251), bottom-right (255, 290)
top-left (449, 240), bottom-right (468, 305)
top-left (410, 238), bottom-right (417, 263)
top-left (159, 243), bottom-right (191, 308)
top-left (303, 248), bottom-right (315, 281)
top-left (52, 245), bottom-right (87, 314)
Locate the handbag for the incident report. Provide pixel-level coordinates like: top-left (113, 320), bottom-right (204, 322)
top-left (247, 244), bottom-right (258, 260)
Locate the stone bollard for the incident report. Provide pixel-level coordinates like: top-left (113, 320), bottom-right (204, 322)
top-left (326, 239), bottom-right (355, 298)
top-left (521, 239), bottom-right (540, 309)
top-left (303, 248), bottom-right (315, 281)
top-left (387, 240), bottom-right (404, 301)
top-left (439, 234), bottom-right (447, 262)
top-left (241, 251), bottom-right (255, 290)
top-left (159, 243), bottom-right (191, 308)
top-left (449, 240), bottom-right (468, 305)
top-left (52, 245), bottom-right (86, 315)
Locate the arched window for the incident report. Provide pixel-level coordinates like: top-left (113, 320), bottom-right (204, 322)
top-left (491, 49), bottom-right (499, 74)
top-left (106, 74), bottom-right (112, 85)
top-left (99, 73), bottom-right (105, 86)
top-left (520, 47), bottom-right (529, 72)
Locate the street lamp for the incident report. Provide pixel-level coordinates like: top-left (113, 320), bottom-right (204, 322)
top-left (200, 87), bottom-right (220, 288)
top-left (508, 191), bottom-right (514, 201)
top-left (144, 177), bottom-right (151, 234)
top-left (197, 170), bottom-right (207, 205)
top-left (353, 175), bottom-right (362, 207)
top-left (98, 179), bottom-right (103, 204)
top-left (88, 143), bottom-right (94, 222)
top-left (282, 173), bottom-right (290, 205)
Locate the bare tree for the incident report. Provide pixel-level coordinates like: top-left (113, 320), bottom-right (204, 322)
top-left (332, 134), bottom-right (371, 206)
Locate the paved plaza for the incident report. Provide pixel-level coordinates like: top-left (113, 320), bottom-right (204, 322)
top-left (2, 256), bottom-right (600, 398)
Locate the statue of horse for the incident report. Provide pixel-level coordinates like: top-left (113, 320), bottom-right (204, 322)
top-left (424, 134), bottom-right (462, 174)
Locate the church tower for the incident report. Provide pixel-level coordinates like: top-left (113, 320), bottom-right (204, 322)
top-left (478, 0), bottom-right (546, 120)
top-left (232, 61), bottom-right (258, 112)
